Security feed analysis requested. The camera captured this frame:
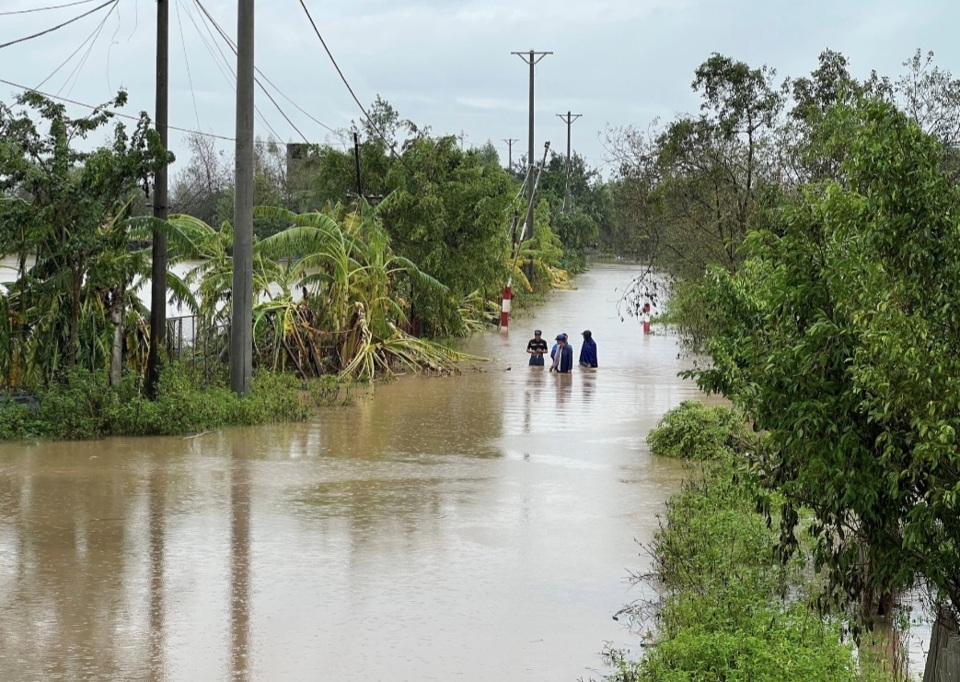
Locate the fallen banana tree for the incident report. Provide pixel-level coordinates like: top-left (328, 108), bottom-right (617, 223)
top-left (163, 199), bottom-right (477, 381)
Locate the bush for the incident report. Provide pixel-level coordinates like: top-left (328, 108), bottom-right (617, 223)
top-left (647, 400), bottom-right (752, 460)
top-left (636, 600), bottom-right (860, 682)
top-left (608, 405), bottom-right (897, 682)
top-left (608, 462), bottom-right (879, 682)
top-left (0, 400), bottom-right (37, 440)
top-left (0, 364), bottom-right (342, 442)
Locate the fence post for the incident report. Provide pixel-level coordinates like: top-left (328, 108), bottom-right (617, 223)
top-left (924, 607), bottom-right (960, 682)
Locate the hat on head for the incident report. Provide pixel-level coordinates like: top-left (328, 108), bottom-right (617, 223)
top-left (555, 334), bottom-right (564, 341)
top-left (562, 333), bottom-right (568, 340)
top-left (534, 329), bottom-right (542, 335)
top-left (582, 329), bottom-right (592, 338)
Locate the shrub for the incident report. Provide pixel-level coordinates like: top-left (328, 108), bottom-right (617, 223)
top-left (608, 405), bottom-right (897, 682)
top-left (0, 364), bottom-right (340, 442)
top-left (608, 462), bottom-right (880, 682)
top-left (646, 400), bottom-right (752, 460)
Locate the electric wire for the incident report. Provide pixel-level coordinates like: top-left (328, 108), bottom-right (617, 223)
top-left (0, 0), bottom-right (102, 17)
top-left (0, 0), bottom-right (117, 50)
top-left (192, 0), bottom-right (313, 143)
top-left (32, 0), bottom-right (113, 90)
top-left (104, 0), bottom-right (122, 92)
top-left (190, 0), bottom-right (342, 140)
top-left (181, 0), bottom-right (284, 142)
top-left (174, 0), bottom-right (203, 131)
top-left (0, 77), bottom-right (236, 141)
top-left (296, 0), bottom-right (420, 177)
top-left (58, 0), bottom-right (117, 97)
top-left (295, 1), bottom-right (401, 154)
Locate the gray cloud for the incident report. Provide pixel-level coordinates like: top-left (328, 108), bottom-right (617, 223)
top-left (2, 0), bottom-right (958, 173)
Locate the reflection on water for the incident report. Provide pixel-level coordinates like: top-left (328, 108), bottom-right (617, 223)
top-left (0, 264), bottom-right (712, 681)
top-left (149, 465), bottom-right (165, 682)
top-left (230, 443), bottom-right (251, 682)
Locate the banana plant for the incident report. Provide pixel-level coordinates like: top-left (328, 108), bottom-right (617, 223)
top-left (254, 201), bottom-right (465, 379)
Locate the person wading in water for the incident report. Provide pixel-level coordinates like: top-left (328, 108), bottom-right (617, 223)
top-left (550, 334), bottom-right (574, 373)
top-left (579, 330), bottom-right (598, 368)
top-left (526, 329), bottom-right (548, 366)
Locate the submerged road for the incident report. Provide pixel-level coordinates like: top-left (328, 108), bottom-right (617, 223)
top-left (0, 262), bottom-right (711, 681)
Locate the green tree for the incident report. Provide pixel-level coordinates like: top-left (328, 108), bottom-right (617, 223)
top-left (380, 136), bottom-right (516, 333)
top-left (692, 96), bottom-right (960, 624)
top-left (0, 91), bottom-right (171, 386)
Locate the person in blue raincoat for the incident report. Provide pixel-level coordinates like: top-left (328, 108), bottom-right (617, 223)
top-left (579, 329), bottom-right (598, 368)
top-left (549, 334), bottom-right (574, 373)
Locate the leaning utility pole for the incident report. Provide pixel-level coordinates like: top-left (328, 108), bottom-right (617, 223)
top-left (556, 111), bottom-right (582, 212)
top-left (146, 0), bottom-right (169, 398)
top-left (231, 0), bottom-right (254, 396)
top-left (352, 132), bottom-right (363, 198)
top-left (503, 138), bottom-right (518, 171)
top-left (511, 50), bottom-right (551, 241)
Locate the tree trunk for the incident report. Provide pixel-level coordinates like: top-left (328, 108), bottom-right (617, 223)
top-left (68, 265), bottom-right (81, 371)
top-left (108, 288), bottom-right (124, 387)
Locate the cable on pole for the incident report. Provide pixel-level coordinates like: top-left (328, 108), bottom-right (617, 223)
top-left (0, 0), bottom-right (103, 17)
top-left (0, 0), bottom-right (117, 50)
top-left (296, 0), bottom-right (420, 176)
top-left (0, 76), bottom-right (236, 141)
top-left (32, 0), bottom-right (115, 90)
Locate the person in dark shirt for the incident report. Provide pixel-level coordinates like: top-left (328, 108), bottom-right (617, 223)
top-left (526, 329), bottom-right (548, 366)
top-left (579, 329), bottom-right (598, 368)
top-left (550, 334), bottom-right (574, 373)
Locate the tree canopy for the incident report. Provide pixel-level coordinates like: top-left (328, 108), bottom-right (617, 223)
top-left (0, 91), bottom-right (171, 386)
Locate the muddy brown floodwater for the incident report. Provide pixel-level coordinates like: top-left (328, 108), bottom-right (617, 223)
top-left (0, 263), bottom-right (713, 682)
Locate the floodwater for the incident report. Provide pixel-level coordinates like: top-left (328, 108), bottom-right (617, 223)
top-left (0, 263), bottom-right (712, 682)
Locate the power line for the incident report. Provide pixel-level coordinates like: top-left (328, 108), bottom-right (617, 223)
top-left (104, 0), bottom-right (122, 92)
top-left (0, 76), bottom-right (237, 141)
top-left (180, 0), bottom-right (282, 142)
top-left (33, 0), bottom-right (114, 90)
top-left (192, 0), bottom-right (319, 144)
top-left (296, 0), bottom-right (418, 175)
top-left (0, 0), bottom-right (117, 50)
top-left (0, 0), bottom-right (102, 16)
top-left (58, 0), bottom-right (118, 97)
top-left (173, 0), bottom-right (202, 131)
top-left (177, 0), bottom-right (236, 94)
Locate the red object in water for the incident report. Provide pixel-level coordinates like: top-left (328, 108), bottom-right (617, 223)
top-left (500, 285), bottom-right (512, 329)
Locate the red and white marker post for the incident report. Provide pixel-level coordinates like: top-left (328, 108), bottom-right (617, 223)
top-left (500, 283), bottom-right (512, 329)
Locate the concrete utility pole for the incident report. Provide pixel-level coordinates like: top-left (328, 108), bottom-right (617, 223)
top-left (511, 49), bottom-right (551, 241)
top-left (353, 132), bottom-right (363, 198)
top-left (502, 138), bottom-right (518, 171)
top-left (231, 0), bottom-right (254, 396)
top-left (556, 111), bottom-right (582, 212)
top-left (146, 0), bottom-right (169, 398)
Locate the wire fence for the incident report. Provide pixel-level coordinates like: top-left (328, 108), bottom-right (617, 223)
top-left (165, 314), bottom-right (229, 383)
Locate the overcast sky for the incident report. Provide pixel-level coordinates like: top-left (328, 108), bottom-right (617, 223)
top-left (2, 0), bottom-right (959, 176)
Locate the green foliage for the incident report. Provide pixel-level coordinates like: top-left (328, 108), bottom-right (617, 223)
top-left (606, 402), bottom-right (901, 682)
top-left (607, 461), bottom-right (890, 682)
top-left (297, 133), bottom-right (518, 333)
top-left (167, 202), bottom-right (470, 381)
top-left (380, 136), bottom-right (515, 330)
top-left (647, 401), bottom-right (753, 461)
top-left (0, 90), bottom-right (172, 386)
top-left (690, 94), bottom-right (960, 617)
top-left (0, 364), bottom-right (331, 442)
top-left (633, 601), bottom-right (861, 682)
top-left (534, 152), bottom-right (611, 261)
top-left (609, 54), bottom-right (782, 281)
